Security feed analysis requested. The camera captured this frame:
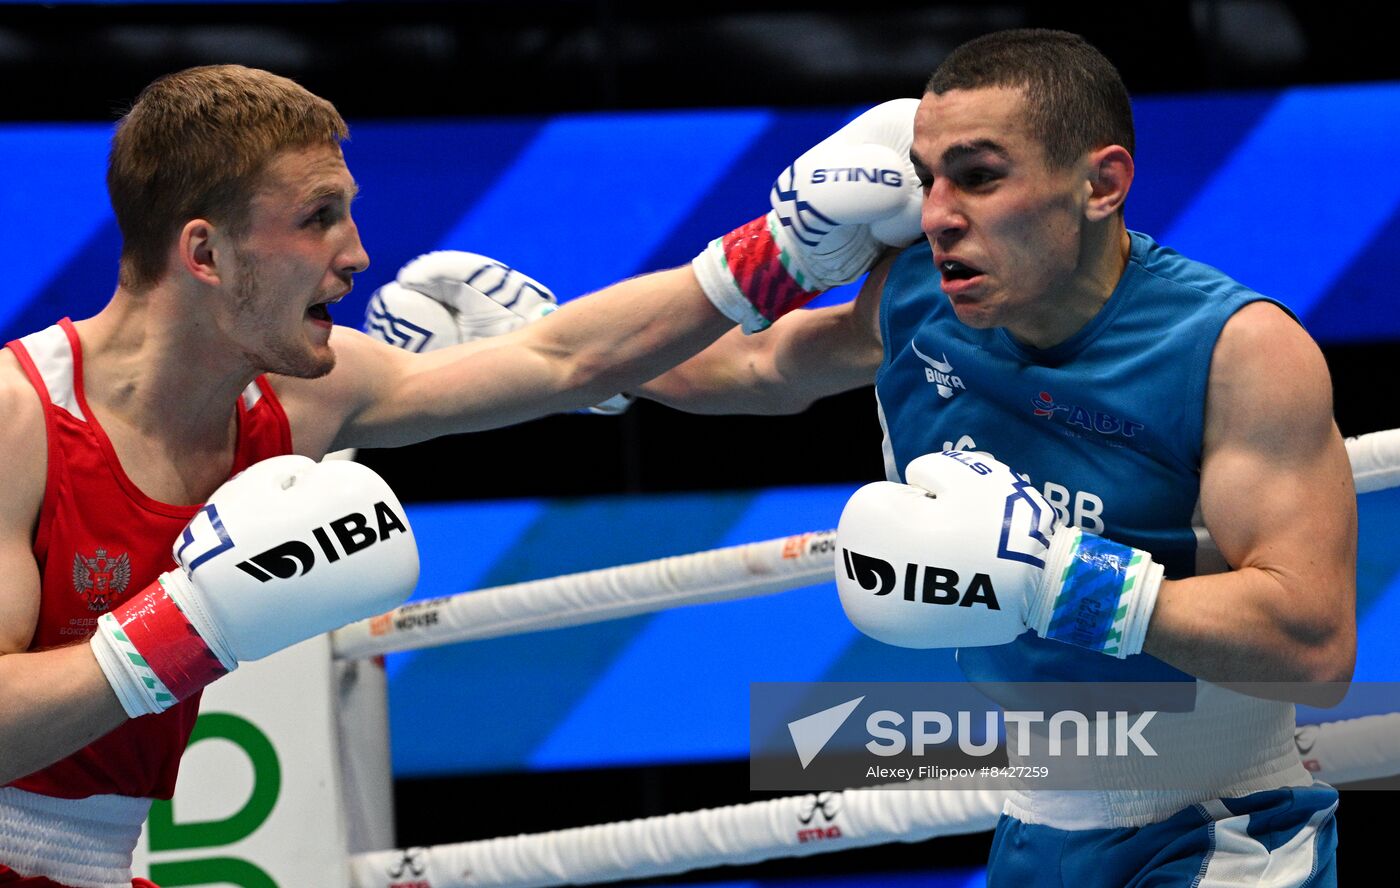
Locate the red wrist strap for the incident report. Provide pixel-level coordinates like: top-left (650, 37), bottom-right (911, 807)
top-left (108, 578), bottom-right (228, 703)
top-left (721, 217), bottom-right (822, 323)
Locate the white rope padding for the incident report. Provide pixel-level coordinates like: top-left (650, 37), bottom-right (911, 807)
top-left (334, 429), bottom-right (1398, 662)
top-left (341, 428), bottom-right (1400, 886)
top-left (331, 531), bottom-right (838, 660)
top-left (349, 784), bottom-right (1005, 888)
top-left (1347, 428), bottom-right (1400, 494)
top-left (1295, 712), bottom-right (1400, 785)
top-left (347, 711), bottom-right (1396, 888)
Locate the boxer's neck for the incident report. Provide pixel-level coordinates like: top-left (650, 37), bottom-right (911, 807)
top-left (73, 289), bottom-right (248, 463)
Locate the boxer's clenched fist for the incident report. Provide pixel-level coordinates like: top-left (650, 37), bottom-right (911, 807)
top-left (836, 451), bottom-right (1163, 658)
top-left (365, 251), bottom-right (556, 352)
top-left (364, 251), bottom-right (631, 415)
top-left (89, 456), bottom-right (419, 717)
top-left (692, 99), bottom-right (922, 333)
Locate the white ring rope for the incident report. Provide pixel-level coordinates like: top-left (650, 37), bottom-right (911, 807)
top-left (342, 428), bottom-right (1400, 888)
top-left (347, 712), bottom-right (1398, 888)
top-left (330, 531), bottom-right (838, 660)
top-left (1348, 428), bottom-right (1400, 494)
top-left (333, 429), bottom-right (1400, 662)
top-left (349, 784), bottom-right (1004, 888)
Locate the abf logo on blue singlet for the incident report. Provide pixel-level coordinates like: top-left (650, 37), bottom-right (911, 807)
top-left (1031, 390), bottom-right (1145, 440)
top-left (910, 342), bottom-right (965, 399)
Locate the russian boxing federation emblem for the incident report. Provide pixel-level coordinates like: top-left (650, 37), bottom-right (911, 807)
top-left (910, 341), bottom-right (965, 399)
top-left (72, 547), bottom-right (132, 612)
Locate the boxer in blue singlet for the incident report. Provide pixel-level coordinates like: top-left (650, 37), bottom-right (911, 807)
top-left (637, 29), bottom-right (1355, 886)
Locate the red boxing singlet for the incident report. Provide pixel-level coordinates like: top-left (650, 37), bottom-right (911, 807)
top-left (4, 319), bottom-right (293, 800)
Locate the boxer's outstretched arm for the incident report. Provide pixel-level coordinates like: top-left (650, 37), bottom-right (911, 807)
top-left (1145, 302), bottom-right (1356, 687)
top-left (283, 102), bottom-right (921, 453)
top-left (635, 253), bottom-right (892, 415)
top-left (282, 265), bottom-right (734, 452)
top-left (0, 361), bottom-right (126, 783)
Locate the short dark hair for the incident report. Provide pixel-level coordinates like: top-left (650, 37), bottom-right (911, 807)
top-left (108, 65), bottom-right (349, 292)
top-left (926, 29), bottom-right (1134, 168)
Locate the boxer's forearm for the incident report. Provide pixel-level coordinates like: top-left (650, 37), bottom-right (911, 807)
top-left (1146, 569), bottom-right (1355, 694)
top-left (0, 645), bottom-right (127, 784)
top-left (410, 265), bottom-right (735, 427)
top-left (638, 269), bottom-right (887, 415)
top-left (325, 266), bottom-right (732, 447)
top-left (637, 311), bottom-right (871, 414)
top-left (530, 265), bottom-right (736, 403)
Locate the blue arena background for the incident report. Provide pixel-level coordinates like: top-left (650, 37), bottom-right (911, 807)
top-left (2, 83), bottom-right (1398, 779)
top-left (6, 83), bottom-right (1400, 345)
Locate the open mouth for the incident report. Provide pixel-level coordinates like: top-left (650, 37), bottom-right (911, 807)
top-left (939, 260), bottom-right (983, 283)
top-left (307, 292), bottom-right (345, 324)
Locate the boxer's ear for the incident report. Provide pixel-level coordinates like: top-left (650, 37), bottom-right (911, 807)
top-left (179, 219), bottom-right (224, 286)
top-left (1084, 144), bottom-right (1133, 222)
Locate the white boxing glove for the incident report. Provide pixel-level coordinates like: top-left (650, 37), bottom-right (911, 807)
top-left (365, 250), bottom-right (557, 350)
top-left (836, 451), bottom-right (1163, 658)
top-left (364, 250), bottom-right (631, 415)
top-left (692, 99), bottom-right (921, 333)
top-left (90, 456), bottom-right (419, 717)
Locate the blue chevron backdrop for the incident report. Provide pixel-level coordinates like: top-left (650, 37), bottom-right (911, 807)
top-left (2, 84), bottom-right (1397, 778)
top-left (5, 84), bottom-right (1400, 344)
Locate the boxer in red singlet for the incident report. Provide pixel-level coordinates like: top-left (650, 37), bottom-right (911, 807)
top-left (0, 64), bottom-right (738, 886)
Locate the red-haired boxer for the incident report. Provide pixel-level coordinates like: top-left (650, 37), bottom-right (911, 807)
top-left (0, 65), bottom-right (912, 885)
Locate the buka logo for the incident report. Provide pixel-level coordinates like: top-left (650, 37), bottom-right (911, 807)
top-left (911, 342), bottom-right (965, 399)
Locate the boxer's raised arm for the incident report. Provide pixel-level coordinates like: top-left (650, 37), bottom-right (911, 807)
top-left (0, 351), bottom-right (421, 781)
top-left (636, 252), bottom-right (891, 415)
top-left (279, 100), bottom-right (922, 452)
top-left (301, 265), bottom-right (732, 451)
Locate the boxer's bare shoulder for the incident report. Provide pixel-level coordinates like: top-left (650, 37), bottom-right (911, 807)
top-left (0, 348), bottom-right (47, 654)
top-left (269, 325), bottom-right (410, 459)
top-left (0, 349), bottom-right (47, 519)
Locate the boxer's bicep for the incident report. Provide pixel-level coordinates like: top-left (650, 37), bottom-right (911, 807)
top-left (0, 533), bottom-right (41, 655)
top-left (317, 320), bottom-right (580, 447)
top-left (1196, 302), bottom-right (1355, 676)
top-left (0, 368), bottom-right (130, 782)
top-left (275, 326), bottom-right (428, 456)
top-left (0, 357), bottom-right (48, 655)
top-left (1200, 304), bottom-right (1353, 583)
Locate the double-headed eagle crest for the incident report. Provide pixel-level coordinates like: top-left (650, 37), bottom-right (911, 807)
top-left (72, 547), bottom-right (132, 613)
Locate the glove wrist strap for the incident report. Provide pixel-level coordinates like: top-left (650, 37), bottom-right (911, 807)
top-left (90, 608), bottom-right (166, 718)
top-left (692, 214), bottom-right (824, 334)
top-left (90, 571), bottom-right (233, 718)
top-left (1031, 528), bottom-right (1164, 659)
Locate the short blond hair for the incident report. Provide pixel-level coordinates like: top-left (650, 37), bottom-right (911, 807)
top-left (108, 65), bottom-right (349, 291)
